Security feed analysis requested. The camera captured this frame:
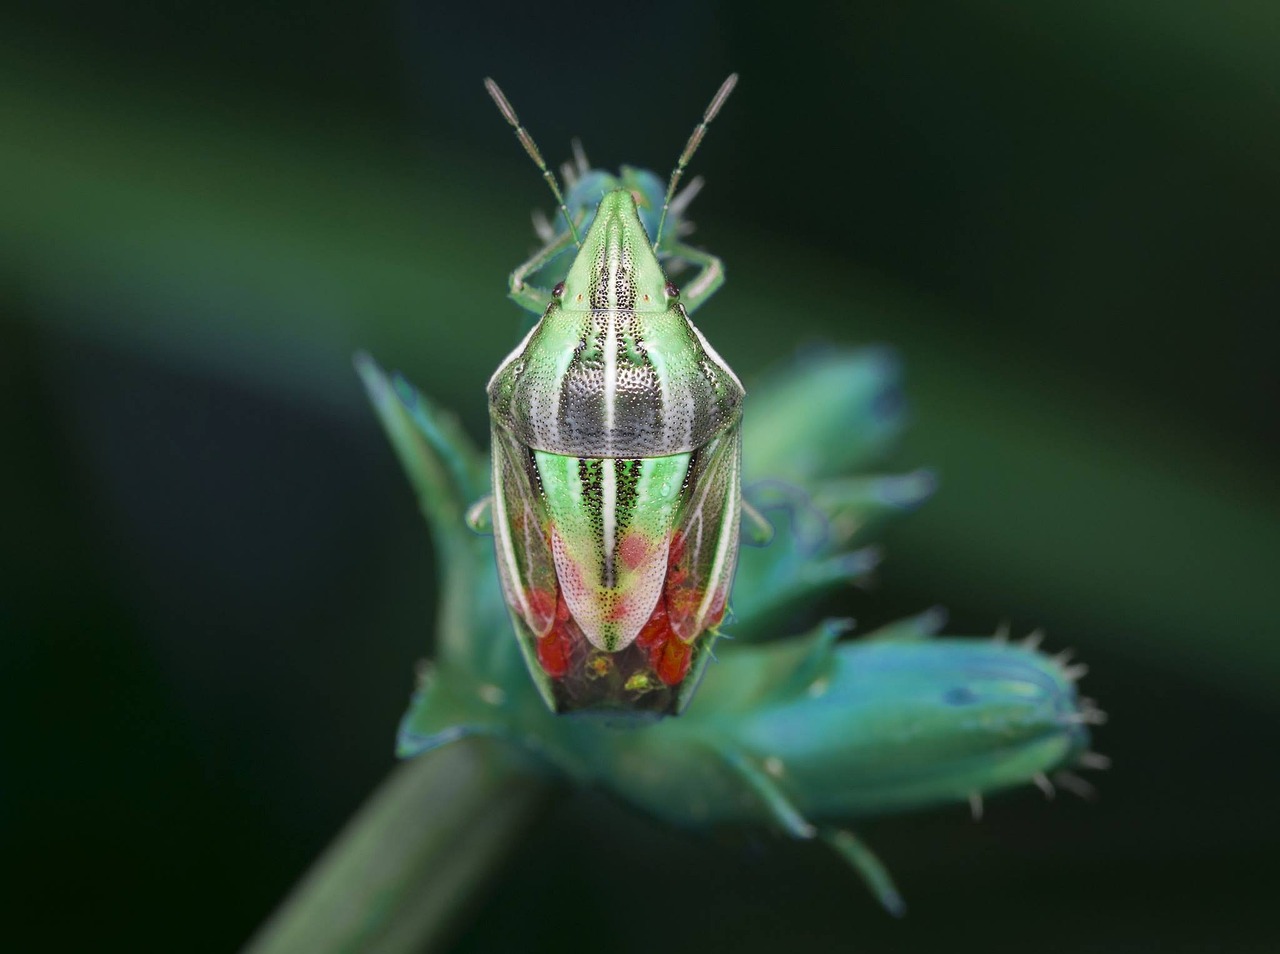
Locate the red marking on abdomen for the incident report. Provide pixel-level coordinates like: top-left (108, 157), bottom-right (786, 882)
top-left (604, 597), bottom-right (631, 623)
top-left (531, 590), bottom-right (578, 680)
top-left (665, 583), bottom-right (700, 622)
top-left (536, 626), bottom-right (572, 678)
top-left (654, 636), bottom-right (693, 686)
top-left (527, 588), bottom-right (556, 622)
top-left (636, 600), bottom-right (668, 649)
top-left (660, 528), bottom-right (715, 661)
top-left (668, 530), bottom-right (686, 566)
top-left (618, 532), bottom-right (649, 571)
top-left (634, 598), bottom-right (694, 686)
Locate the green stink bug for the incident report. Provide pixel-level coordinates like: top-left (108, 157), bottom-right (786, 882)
top-left (483, 77), bottom-right (742, 716)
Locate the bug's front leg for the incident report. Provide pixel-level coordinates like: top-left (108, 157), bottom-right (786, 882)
top-left (508, 229), bottom-right (577, 314)
top-left (666, 241), bottom-right (724, 314)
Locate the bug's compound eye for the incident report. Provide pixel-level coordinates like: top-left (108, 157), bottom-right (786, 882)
top-left (664, 281), bottom-right (680, 299)
top-left (552, 281), bottom-right (565, 299)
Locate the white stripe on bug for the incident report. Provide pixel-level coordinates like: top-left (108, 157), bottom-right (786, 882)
top-left (688, 315), bottom-right (743, 393)
top-left (693, 439), bottom-right (738, 628)
top-left (603, 232), bottom-right (621, 437)
top-left (671, 437), bottom-right (721, 634)
top-left (491, 443), bottom-right (536, 629)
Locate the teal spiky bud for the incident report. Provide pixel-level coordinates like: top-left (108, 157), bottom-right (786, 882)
top-left (357, 347), bottom-right (1105, 916)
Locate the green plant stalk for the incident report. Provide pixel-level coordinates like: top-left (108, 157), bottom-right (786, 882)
top-left (243, 738), bottom-right (550, 954)
top-left (243, 364), bottom-right (545, 954)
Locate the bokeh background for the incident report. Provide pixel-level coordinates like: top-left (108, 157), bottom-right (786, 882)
top-left (4, 2), bottom-right (1278, 951)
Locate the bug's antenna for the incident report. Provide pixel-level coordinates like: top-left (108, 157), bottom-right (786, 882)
top-left (484, 78), bottom-right (581, 248)
top-left (653, 73), bottom-right (738, 251)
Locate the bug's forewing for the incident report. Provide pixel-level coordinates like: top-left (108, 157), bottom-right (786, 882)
top-left (491, 422), bottom-right (557, 637)
top-left (667, 423), bottom-right (742, 641)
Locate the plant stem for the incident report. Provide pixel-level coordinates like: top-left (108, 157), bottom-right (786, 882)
top-left (243, 738), bottom-right (551, 954)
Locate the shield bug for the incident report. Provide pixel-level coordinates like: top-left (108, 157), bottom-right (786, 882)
top-left (482, 76), bottom-right (743, 716)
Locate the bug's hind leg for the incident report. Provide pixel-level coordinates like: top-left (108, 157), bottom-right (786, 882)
top-left (741, 499), bottom-right (774, 547)
top-left (508, 227), bottom-right (577, 314)
top-left (665, 241), bottom-right (724, 314)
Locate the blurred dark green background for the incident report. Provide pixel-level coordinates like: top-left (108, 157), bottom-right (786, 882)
top-left (3, 2), bottom-right (1277, 951)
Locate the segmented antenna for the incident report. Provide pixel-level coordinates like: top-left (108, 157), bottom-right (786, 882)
top-left (484, 78), bottom-right (582, 247)
top-left (653, 73), bottom-right (738, 251)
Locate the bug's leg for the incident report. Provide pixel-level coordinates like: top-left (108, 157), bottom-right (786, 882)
top-left (741, 499), bottom-right (774, 547)
top-left (820, 828), bottom-right (907, 917)
top-left (509, 228), bottom-right (577, 314)
top-left (665, 241), bottom-right (724, 314)
top-left (745, 480), bottom-right (830, 553)
top-left (717, 745), bottom-right (817, 840)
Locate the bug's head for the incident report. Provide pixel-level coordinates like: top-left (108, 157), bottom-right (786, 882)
top-left (559, 189), bottom-right (673, 313)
